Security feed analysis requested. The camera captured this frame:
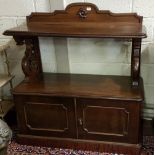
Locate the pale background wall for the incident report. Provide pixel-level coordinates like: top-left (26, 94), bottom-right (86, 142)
top-left (0, 0), bottom-right (154, 119)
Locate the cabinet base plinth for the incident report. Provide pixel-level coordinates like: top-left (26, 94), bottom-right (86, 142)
top-left (17, 134), bottom-right (141, 155)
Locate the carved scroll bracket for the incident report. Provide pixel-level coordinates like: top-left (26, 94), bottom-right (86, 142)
top-left (131, 38), bottom-right (142, 87)
top-left (22, 37), bottom-right (43, 82)
top-left (19, 37), bottom-right (43, 82)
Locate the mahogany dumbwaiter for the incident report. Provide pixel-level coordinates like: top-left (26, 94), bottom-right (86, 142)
top-left (3, 3), bottom-right (146, 155)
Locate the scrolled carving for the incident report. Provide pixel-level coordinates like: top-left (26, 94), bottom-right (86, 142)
top-left (77, 8), bottom-right (88, 19)
top-left (22, 38), bottom-right (42, 82)
top-left (133, 58), bottom-right (139, 75)
top-left (131, 38), bottom-right (141, 86)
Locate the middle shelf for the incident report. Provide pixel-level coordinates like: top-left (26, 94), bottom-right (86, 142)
top-left (13, 73), bottom-right (144, 101)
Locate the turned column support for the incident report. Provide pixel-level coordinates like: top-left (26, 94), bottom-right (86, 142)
top-left (131, 38), bottom-right (142, 86)
top-left (13, 36), bottom-right (43, 82)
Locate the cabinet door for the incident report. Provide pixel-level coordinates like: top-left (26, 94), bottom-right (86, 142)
top-left (76, 98), bottom-right (141, 144)
top-left (14, 95), bottom-right (76, 138)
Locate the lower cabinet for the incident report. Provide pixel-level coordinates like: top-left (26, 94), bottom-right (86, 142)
top-left (14, 95), bottom-right (141, 144)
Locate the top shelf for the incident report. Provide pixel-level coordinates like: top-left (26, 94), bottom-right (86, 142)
top-left (3, 3), bottom-right (146, 39)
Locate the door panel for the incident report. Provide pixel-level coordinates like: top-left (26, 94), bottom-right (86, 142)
top-left (24, 102), bottom-right (69, 132)
top-left (81, 105), bottom-right (129, 136)
top-left (76, 98), bottom-right (141, 144)
top-left (15, 95), bottom-right (76, 138)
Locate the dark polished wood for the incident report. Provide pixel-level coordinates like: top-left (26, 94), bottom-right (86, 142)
top-left (3, 2), bottom-right (146, 154)
top-left (22, 37), bottom-right (43, 82)
top-left (13, 73), bottom-right (143, 153)
top-left (3, 3), bottom-right (146, 38)
top-left (76, 98), bottom-right (141, 144)
top-left (14, 96), bottom-right (76, 138)
top-left (131, 38), bottom-right (142, 86)
top-left (13, 73), bottom-right (144, 101)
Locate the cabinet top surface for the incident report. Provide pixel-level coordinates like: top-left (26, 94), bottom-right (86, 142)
top-left (3, 3), bottom-right (146, 38)
top-left (13, 73), bottom-right (144, 101)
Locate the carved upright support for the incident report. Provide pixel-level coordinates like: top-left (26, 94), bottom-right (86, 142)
top-left (21, 37), bottom-right (43, 82)
top-left (131, 38), bottom-right (142, 86)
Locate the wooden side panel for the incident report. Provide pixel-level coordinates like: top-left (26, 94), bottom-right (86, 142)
top-left (14, 95), bottom-right (76, 138)
top-left (76, 98), bottom-right (141, 144)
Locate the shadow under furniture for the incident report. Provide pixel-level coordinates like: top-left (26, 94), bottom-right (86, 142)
top-left (3, 3), bottom-right (146, 155)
